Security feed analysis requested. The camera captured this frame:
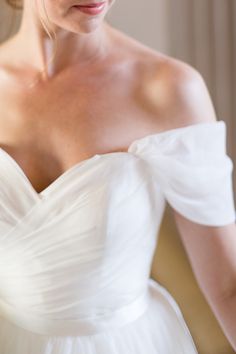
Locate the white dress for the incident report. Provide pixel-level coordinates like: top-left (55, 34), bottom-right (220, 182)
top-left (0, 120), bottom-right (235, 354)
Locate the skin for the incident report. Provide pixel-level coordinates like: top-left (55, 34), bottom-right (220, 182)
top-left (0, 0), bottom-right (175, 193)
top-left (0, 0), bottom-right (215, 194)
top-left (1, 0), bottom-right (236, 350)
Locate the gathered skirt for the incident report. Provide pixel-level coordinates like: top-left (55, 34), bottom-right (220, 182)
top-left (0, 278), bottom-right (198, 354)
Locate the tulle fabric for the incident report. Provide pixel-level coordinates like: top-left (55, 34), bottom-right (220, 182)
top-left (128, 120), bottom-right (236, 226)
top-left (0, 279), bottom-right (198, 354)
top-left (0, 119), bottom-right (235, 354)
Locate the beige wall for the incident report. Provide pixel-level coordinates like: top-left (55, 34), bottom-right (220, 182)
top-left (107, 0), bottom-right (171, 54)
top-left (0, 1), bottom-right (21, 41)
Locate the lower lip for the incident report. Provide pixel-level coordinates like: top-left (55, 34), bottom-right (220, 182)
top-left (73, 3), bottom-right (106, 15)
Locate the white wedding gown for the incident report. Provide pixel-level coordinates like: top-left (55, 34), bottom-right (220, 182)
top-left (0, 120), bottom-right (235, 354)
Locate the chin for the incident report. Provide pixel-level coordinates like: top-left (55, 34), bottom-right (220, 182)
top-left (41, 1), bottom-right (111, 35)
top-left (49, 14), bottom-right (104, 35)
top-left (62, 19), bottom-right (105, 35)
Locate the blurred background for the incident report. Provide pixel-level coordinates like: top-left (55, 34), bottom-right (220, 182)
top-left (0, 0), bottom-right (235, 353)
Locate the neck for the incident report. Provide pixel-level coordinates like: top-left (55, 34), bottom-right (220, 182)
top-left (14, 5), bottom-right (112, 79)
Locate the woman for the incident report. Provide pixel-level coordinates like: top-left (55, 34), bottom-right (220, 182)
top-left (0, 0), bottom-right (236, 353)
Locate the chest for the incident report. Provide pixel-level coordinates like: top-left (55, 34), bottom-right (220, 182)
top-left (0, 62), bottom-right (156, 193)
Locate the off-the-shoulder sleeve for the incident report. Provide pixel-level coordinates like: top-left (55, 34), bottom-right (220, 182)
top-left (128, 120), bottom-right (236, 226)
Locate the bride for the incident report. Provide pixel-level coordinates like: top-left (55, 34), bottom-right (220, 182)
top-left (0, 0), bottom-right (236, 353)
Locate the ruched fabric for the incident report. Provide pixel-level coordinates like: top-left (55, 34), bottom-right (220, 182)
top-left (128, 120), bottom-right (236, 226)
top-left (0, 119), bottom-right (235, 354)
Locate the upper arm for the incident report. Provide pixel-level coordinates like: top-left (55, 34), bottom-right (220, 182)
top-left (159, 57), bottom-right (236, 300)
top-left (173, 209), bottom-right (236, 302)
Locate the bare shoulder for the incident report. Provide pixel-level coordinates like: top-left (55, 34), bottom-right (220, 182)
top-left (154, 55), bottom-right (218, 126)
top-left (114, 27), bottom-right (216, 127)
top-left (139, 50), bottom-right (218, 128)
top-left (0, 35), bottom-right (17, 70)
top-left (0, 36), bottom-right (25, 130)
top-left (0, 35), bottom-right (21, 88)
top-left (112, 26), bottom-right (218, 129)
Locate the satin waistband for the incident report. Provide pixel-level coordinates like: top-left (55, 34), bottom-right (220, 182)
top-left (0, 290), bottom-right (150, 336)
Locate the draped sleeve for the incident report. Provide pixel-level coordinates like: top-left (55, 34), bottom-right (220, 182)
top-left (128, 120), bottom-right (236, 226)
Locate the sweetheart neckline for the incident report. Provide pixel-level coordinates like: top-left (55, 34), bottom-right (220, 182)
top-left (0, 120), bottom-right (224, 199)
top-left (0, 149), bottom-right (129, 199)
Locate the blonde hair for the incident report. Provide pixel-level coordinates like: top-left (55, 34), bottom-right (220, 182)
top-left (6, 0), bottom-right (58, 86)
